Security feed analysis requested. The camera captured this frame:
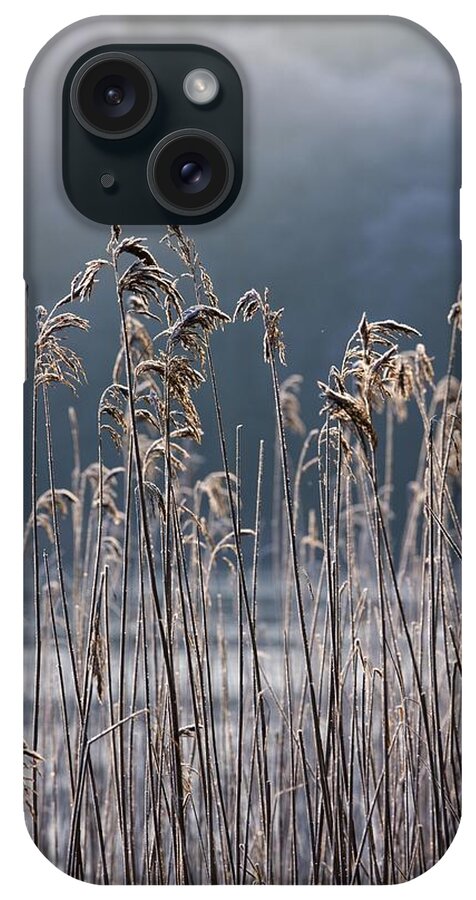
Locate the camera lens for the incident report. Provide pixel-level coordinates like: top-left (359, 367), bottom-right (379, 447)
top-left (104, 86), bottom-right (124, 106)
top-left (70, 52), bottom-right (157, 139)
top-left (173, 154), bottom-right (212, 194)
top-left (147, 130), bottom-right (234, 216)
top-left (180, 161), bottom-right (203, 186)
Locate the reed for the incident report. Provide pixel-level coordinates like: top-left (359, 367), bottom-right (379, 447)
top-left (24, 227), bottom-right (461, 884)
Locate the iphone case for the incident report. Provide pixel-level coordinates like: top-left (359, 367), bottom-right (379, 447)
top-left (24, 16), bottom-right (461, 885)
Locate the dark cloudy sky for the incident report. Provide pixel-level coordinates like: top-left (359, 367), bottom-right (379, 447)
top-left (25, 16), bottom-right (461, 529)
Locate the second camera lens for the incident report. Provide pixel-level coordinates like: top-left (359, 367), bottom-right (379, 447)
top-left (147, 130), bottom-right (234, 216)
top-left (180, 162), bottom-right (202, 185)
top-left (173, 154), bottom-right (212, 194)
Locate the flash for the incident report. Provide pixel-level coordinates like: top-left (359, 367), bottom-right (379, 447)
top-left (183, 68), bottom-right (219, 106)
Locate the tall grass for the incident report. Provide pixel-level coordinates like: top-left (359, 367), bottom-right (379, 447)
top-left (24, 227), bottom-right (461, 884)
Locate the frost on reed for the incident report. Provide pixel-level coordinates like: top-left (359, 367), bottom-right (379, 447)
top-left (25, 227), bottom-right (461, 885)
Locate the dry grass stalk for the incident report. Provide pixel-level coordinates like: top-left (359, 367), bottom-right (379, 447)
top-left (25, 231), bottom-right (461, 886)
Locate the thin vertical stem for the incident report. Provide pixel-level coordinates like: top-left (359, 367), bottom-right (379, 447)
top-left (30, 383), bottom-right (41, 843)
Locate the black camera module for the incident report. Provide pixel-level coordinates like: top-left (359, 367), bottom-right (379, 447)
top-left (64, 44), bottom-right (243, 223)
top-left (70, 52), bottom-right (157, 139)
top-left (147, 129), bottom-right (234, 216)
